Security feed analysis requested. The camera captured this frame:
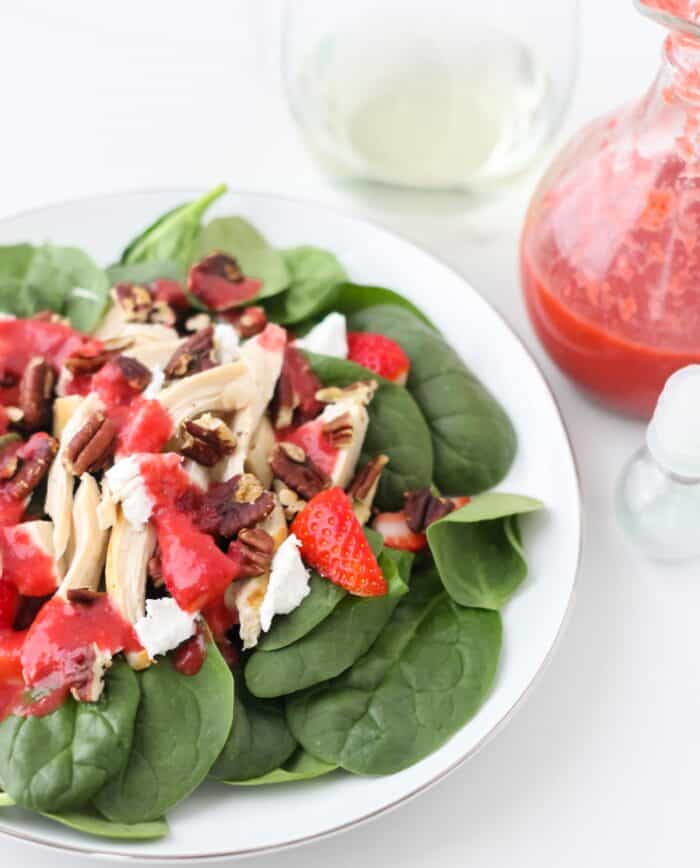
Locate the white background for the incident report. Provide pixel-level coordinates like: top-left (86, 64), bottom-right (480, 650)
top-left (1, 2), bottom-right (698, 867)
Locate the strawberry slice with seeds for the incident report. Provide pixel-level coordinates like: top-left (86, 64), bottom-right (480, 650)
top-left (372, 511), bottom-right (427, 552)
top-left (347, 332), bottom-right (410, 384)
top-left (291, 487), bottom-right (387, 597)
top-left (0, 580), bottom-right (19, 630)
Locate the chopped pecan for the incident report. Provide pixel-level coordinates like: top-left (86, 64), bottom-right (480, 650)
top-left (150, 300), bottom-right (177, 327)
top-left (276, 483), bottom-right (306, 520)
top-left (164, 326), bottom-right (215, 378)
top-left (114, 283), bottom-right (155, 322)
top-left (404, 487), bottom-right (455, 533)
top-left (270, 345), bottom-right (323, 428)
top-left (65, 412), bottom-right (118, 475)
top-left (228, 527), bottom-right (275, 578)
top-left (64, 345), bottom-right (113, 375)
top-left (316, 380), bottom-right (378, 407)
top-left (322, 411), bottom-right (354, 447)
top-left (66, 588), bottom-right (102, 606)
top-left (181, 414), bottom-right (237, 466)
top-left (5, 433), bottom-right (58, 500)
top-left (348, 454), bottom-right (389, 502)
top-left (234, 306), bottom-right (267, 338)
top-left (196, 473), bottom-right (275, 538)
top-left (269, 442), bottom-right (330, 501)
top-left (114, 355), bottom-right (152, 392)
top-left (18, 357), bottom-right (54, 432)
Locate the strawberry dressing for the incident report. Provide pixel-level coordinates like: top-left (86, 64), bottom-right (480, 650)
top-left (0, 526), bottom-right (57, 596)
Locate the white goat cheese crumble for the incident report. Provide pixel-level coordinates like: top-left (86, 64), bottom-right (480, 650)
top-left (104, 456), bottom-right (154, 528)
top-left (134, 598), bottom-right (198, 660)
top-left (295, 312), bottom-right (348, 359)
top-left (214, 323), bottom-right (240, 364)
top-left (259, 534), bottom-right (311, 633)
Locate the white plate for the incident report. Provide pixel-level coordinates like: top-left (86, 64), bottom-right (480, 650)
top-left (0, 191), bottom-right (580, 862)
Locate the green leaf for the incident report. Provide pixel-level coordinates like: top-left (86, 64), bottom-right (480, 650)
top-left (223, 749), bottom-right (336, 786)
top-left (94, 642), bottom-right (233, 823)
top-left (332, 283), bottom-right (436, 329)
top-left (106, 260), bottom-right (186, 285)
top-left (195, 217), bottom-right (289, 299)
top-left (119, 183), bottom-right (227, 268)
top-left (209, 682), bottom-right (296, 782)
top-left (43, 809), bottom-right (169, 841)
top-left (0, 662), bottom-right (140, 813)
top-left (263, 246), bottom-right (347, 324)
top-left (258, 528), bottom-right (384, 652)
top-left (348, 305), bottom-right (517, 495)
top-left (427, 492), bottom-right (543, 610)
top-left (0, 243), bottom-right (109, 331)
top-left (305, 352), bottom-right (433, 510)
top-left (0, 792), bottom-right (13, 807)
top-left (245, 553), bottom-right (409, 699)
top-left (286, 568), bottom-right (502, 775)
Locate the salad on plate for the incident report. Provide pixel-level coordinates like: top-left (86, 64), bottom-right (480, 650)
top-left (0, 184), bottom-right (542, 841)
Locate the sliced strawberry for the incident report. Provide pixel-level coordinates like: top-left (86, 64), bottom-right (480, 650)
top-left (347, 332), bottom-right (410, 384)
top-left (0, 629), bottom-right (25, 680)
top-left (279, 418), bottom-right (338, 477)
top-left (0, 580), bottom-right (19, 630)
top-left (372, 511), bottom-right (427, 552)
top-left (272, 345), bottom-right (323, 427)
top-left (291, 487), bottom-right (387, 597)
top-left (188, 253), bottom-right (261, 311)
top-left (151, 278), bottom-right (189, 311)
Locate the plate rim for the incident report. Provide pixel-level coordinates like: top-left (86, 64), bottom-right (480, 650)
top-left (0, 187), bottom-right (583, 863)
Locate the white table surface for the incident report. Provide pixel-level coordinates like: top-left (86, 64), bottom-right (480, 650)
top-left (1, 2), bottom-right (697, 866)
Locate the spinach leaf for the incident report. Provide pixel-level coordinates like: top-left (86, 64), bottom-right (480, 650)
top-left (43, 809), bottom-right (169, 841)
top-left (106, 260), bottom-right (186, 286)
top-left (0, 792), bottom-right (13, 807)
top-left (427, 492), bottom-right (543, 610)
top-left (224, 749), bottom-right (336, 786)
top-left (258, 528), bottom-right (384, 652)
top-left (195, 217), bottom-right (289, 299)
top-left (286, 567), bottom-right (502, 774)
top-left (263, 246), bottom-right (347, 324)
top-left (0, 662), bottom-right (139, 812)
top-left (332, 283), bottom-right (436, 328)
top-left (245, 552), bottom-right (408, 699)
top-left (209, 682), bottom-right (296, 782)
top-left (348, 305), bottom-right (517, 495)
top-left (0, 243), bottom-right (109, 331)
top-left (95, 642), bottom-right (233, 824)
top-left (305, 352), bottom-right (433, 510)
top-left (119, 183), bottom-right (227, 268)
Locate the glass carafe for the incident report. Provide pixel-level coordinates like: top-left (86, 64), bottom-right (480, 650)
top-left (521, 1), bottom-right (700, 418)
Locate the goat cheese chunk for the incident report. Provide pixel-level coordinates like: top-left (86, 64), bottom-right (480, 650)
top-left (259, 534), bottom-right (311, 633)
top-left (214, 323), bottom-right (240, 364)
top-left (134, 598), bottom-right (198, 660)
top-left (295, 312), bottom-right (348, 359)
top-left (104, 456), bottom-right (153, 529)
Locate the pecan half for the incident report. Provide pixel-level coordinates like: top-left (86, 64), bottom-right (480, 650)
top-left (114, 355), bottom-right (152, 392)
top-left (348, 454), bottom-right (389, 502)
top-left (18, 356), bottom-right (54, 432)
top-left (5, 433), bottom-right (58, 500)
top-left (196, 473), bottom-right (275, 538)
top-left (114, 283), bottom-right (155, 322)
top-left (164, 326), bottom-right (215, 378)
top-left (64, 346), bottom-right (113, 375)
top-left (65, 412), bottom-right (118, 475)
top-left (275, 483), bottom-right (306, 520)
top-left (228, 527), bottom-right (274, 578)
top-left (316, 380), bottom-right (378, 407)
top-left (269, 442), bottom-right (330, 501)
top-left (404, 487), bottom-right (455, 533)
top-left (181, 414), bottom-right (237, 466)
top-left (322, 411), bottom-right (354, 448)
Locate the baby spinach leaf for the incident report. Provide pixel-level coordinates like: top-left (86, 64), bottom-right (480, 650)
top-left (258, 528), bottom-right (384, 652)
top-left (305, 352), bottom-right (433, 510)
top-left (245, 553), bottom-right (409, 699)
top-left (286, 568), bottom-right (502, 774)
top-left (0, 662), bottom-right (139, 813)
top-left (0, 243), bottom-right (109, 331)
top-left (0, 792), bottom-right (13, 806)
top-left (209, 682), bottom-right (296, 782)
top-left (119, 183), bottom-right (227, 268)
top-left (332, 283), bottom-right (436, 328)
top-left (263, 246), bottom-right (347, 324)
top-left (95, 642), bottom-right (233, 824)
top-left (106, 259), bottom-right (186, 286)
top-left (195, 217), bottom-right (289, 299)
top-left (224, 749), bottom-right (336, 786)
top-left (348, 305), bottom-right (517, 495)
top-left (427, 492), bottom-right (543, 610)
top-left (43, 808), bottom-right (169, 840)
